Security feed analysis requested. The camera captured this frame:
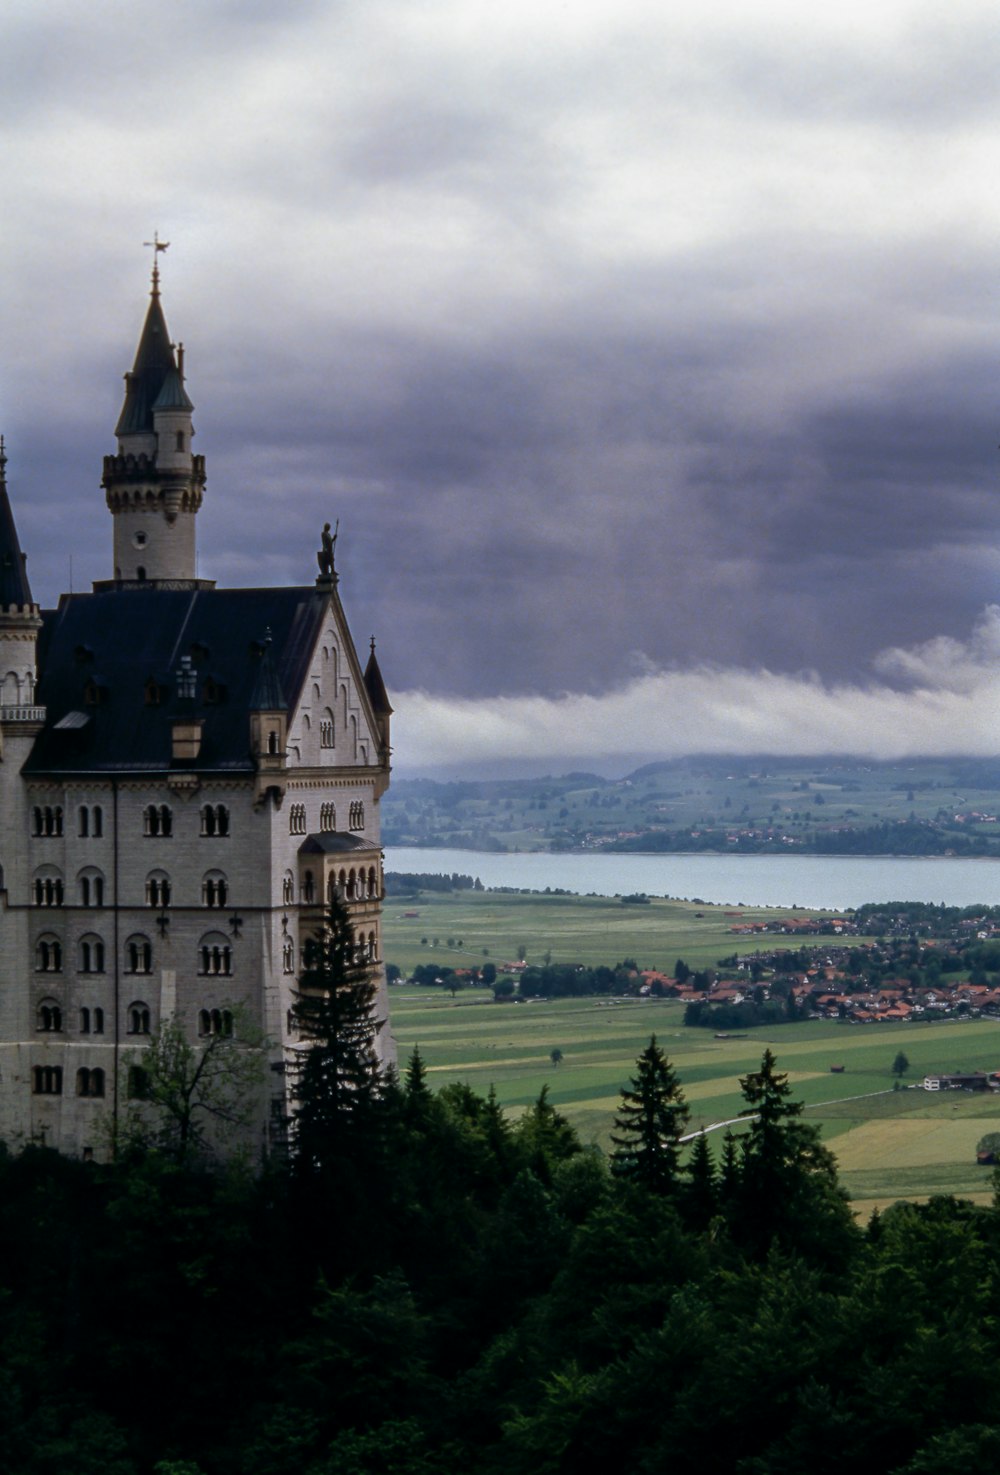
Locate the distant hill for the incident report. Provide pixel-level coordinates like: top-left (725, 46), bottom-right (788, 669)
top-left (381, 755), bottom-right (1000, 857)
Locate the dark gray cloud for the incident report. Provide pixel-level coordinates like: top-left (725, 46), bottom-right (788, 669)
top-left (3, 0), bottom-right (1000, 770)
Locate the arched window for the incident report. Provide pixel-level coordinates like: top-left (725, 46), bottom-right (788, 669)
top-left (33, 869), bottom-right (64, 907)
top-left (320, 801), bottom-right (336, 832)
top-left (80, 1006), bottom-right (91, 1033)
top-left (144, 804), bottom-right (172, 837)
top-left (282, 940), bottom-right (295, 974)
top-left (282, 872), bottom-right (294, 906)
top-left (76, 1068), bottom-right (105, 1099)
top-left (367, 931), bottom-right (376, 961)
top-left (201, 872), bottom-right (228, 908)
top-left (32, 805), bottom-right (62, 837)
top-left (35, 936), bottom-right (62, 972)
top-left (37, 999), bottom-right (62, 1032)
top-left (320, 711), bottom-right (335, 748)
top-left (93, 1006), bottom-right (104, 1034)
top-left (78, 804), bottom-right (103, 837)
top-left (125, 935), bottom-right (152, 975)
top-left (128, 1002), bottom-right (151, 1035)
top-left (200, 804), bottom-right (230, 837)
top-left (78, 868), bottom-right (105, 908)
top-left (145, 871), bottom-right (171, 908)
top-left (266, 729), bottom-right (279, 755)
top-left (33, 1066), bottom-right (62, 1096)
top-left (349, 801), bottom-right (365, 831)
top-left (327, 872), bottom-right (338, 904)
top-left (198, 1008), bottom-right (233, 1037)
top-left (288, 803), bottom-right (306, 835)
top-left (78, 805), bottom-right (89, 837)
top-left (198, 934), bottom-right (232, 977)
top-left (79, 935), bottom-right (105, 974)
top-left (302, 870), bottom-right (315, 903)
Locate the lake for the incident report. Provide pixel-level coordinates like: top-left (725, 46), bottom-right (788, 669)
top-left (383, 846), bottom-right (1000, 911)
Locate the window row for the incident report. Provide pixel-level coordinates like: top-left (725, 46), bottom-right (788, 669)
top-left (32, 802), bottom-right (231, 840)
top-left (32, 1067), bottom-right (106, 1098)
top-left (283, 864), bottom-right (380, 907)
top-left (40, 1005), bottom-right (107, 1034)
top-left (37, 998), bottom-right (151, 1034)
top-left (32, 870), bottom-right (229, 910)
top-left (35, 934), bottom-right (230, 978)
top-left (283, 928), bottom-right (378, 978)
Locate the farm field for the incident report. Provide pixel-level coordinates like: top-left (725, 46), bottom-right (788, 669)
top-left (387, 987), bottom-right (1000, 1214)
top-left (381, 888), bottom-right (859, 975)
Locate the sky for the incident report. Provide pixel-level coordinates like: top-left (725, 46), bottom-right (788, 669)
top-left (4, 0), bottom-right (1000, 776)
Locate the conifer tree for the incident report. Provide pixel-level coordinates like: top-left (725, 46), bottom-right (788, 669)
top-left (610, 1035), bottom-right (690, 1194)
top-left (684, 1128), bottom-right (718, 1228)
top-left (290, 895), bottom-right (383, 1171)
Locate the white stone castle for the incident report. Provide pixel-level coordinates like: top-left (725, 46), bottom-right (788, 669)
top-left (0, 259), bottom-right (393, 1158)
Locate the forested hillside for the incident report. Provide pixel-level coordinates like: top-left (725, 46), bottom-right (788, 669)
top-left (4, 1038), bottom-right (1000, 1473)
top-left (384, 756), bottom-right (1000, 857)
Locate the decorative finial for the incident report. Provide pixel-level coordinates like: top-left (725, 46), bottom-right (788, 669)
top-left (370, 635), bottom-right (376, 656)
top-left (143, 231), bottom-right (170, 295)
top-left (0, 434), bottom-right (6, 484)
top-left (317, 519), bottom-right (339, 582)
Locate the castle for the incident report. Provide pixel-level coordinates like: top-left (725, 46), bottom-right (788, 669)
top-left (0, 258), bottom-right (393, 1158)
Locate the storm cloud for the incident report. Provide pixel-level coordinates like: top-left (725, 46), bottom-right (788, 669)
top-left (3, 0), bottom-right (1000, 772)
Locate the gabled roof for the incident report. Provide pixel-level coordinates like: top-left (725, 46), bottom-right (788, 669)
top-left (298, 832), bottom-right (375, 855)
top-left (26, 586), bottom-right (330, 774)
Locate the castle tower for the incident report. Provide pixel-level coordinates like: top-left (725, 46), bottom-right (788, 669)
top-left (99, 255), bottom-right (211, 589)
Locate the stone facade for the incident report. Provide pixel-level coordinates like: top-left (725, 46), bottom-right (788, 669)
top-left (0, 275), bottom-right (392, 1159)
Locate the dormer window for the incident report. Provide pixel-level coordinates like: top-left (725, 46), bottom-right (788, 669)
top-left (176, 656), bottom-right (197, 700)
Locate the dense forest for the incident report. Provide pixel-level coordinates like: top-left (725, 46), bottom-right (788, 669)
top-left (5, 906), bottom-right (1000, 1473)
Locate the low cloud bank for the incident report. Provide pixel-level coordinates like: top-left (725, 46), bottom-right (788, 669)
top-left (392, 607), bottom-right (1000, 774)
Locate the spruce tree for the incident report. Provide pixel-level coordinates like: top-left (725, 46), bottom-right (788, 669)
top-left (610, 1035), bottom-right (689, 1194)
top-left (290, 895), bottom-right (383, 1172)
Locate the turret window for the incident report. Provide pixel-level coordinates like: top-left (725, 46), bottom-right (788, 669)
top-left (349, 801), bottom-right (365, 831)
top-left (282, 872), bottom-right (294, 906)
top-left (320, 802), bottom-right (336, 832)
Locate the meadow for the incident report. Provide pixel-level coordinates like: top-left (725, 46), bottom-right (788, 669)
top-left (381, 887), bottom-right (856, 975)
top-left (387, 985), bottom-right (1000, 1217)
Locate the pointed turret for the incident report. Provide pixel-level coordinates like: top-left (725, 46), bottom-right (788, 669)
top-left (0, 438), bottom-right (35, 612)
top-left (100, 252), bottom-right (210, 591)
top-left (0, 439), bottom-right (44, 737)
top-left (364, 636), bottom-right (392, 759)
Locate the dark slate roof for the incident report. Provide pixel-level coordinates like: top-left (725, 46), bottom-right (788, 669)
top-left (0, 450), bottom-right (34, 610)
top-left (115, 292), bottom-right (178, 436)
top-left (152, 365), bottom-right (194, 413)
top-left (26, 586), bottom-right (330, 775)
top-left (249, 636), bottom-right (286, 711)
top-left (298, 832), bottom-right (374, 855)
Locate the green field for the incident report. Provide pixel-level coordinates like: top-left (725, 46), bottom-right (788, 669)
top-left (382, 888), bottom-right (858, 975)
top-left (387, 987), bottom-right (1000, 1215)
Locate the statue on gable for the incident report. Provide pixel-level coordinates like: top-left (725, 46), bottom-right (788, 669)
top-left (317, 519), bottom-right (338, 578)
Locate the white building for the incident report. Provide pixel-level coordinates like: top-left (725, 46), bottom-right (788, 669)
top-left (0, 263), bottom-right (393, 1158)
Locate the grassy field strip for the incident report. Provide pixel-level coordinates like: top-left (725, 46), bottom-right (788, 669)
top-left (833, 1116), bottom-right (998, 1170)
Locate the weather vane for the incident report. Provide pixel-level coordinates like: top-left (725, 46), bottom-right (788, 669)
top-left (143, 231), bottom-right (170, 293)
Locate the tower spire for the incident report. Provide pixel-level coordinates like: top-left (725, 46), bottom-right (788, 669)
top-left (143, 231), bottom-right (170, 298)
